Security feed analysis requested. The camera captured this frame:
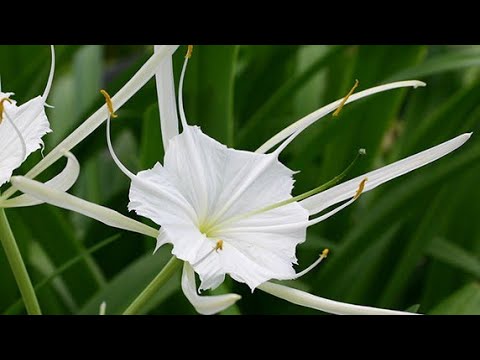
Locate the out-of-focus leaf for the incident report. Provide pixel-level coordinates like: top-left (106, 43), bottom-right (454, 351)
top-left (183, 45), bottom-right (239, 146)
top-left (386, 46), bottom-right (480, 81)
top-left (140, 104), bottom-right (163, 170)
top-left (426, 238), bottom-right (480, 279)
top-left (429, 282), bottom-right (480, 314)
top-left (79, 250), bottom-right (180, 315)
top-left (405, 304), bottom-right (421, 313)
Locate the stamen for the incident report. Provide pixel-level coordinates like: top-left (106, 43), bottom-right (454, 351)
top-left (42, 45), bottom-right (56, 101)
top-left (290, 248), bottom-right (330, 280)
top-left (178, 47), bottom-right (191, 129)
top-left (0, 98), bottom-right (12, 124)
top-left (333, 79), bottom-right (359, 117)
top-left (100, 89), bottom-right (118, 118)
top-left (308, 178), bottom-right (369, 227)
top-left (186, 45), bottom-right (193, 59)
top-left (215, 240), bottom-right (224, 252)
top-left (192, 240), bottom-right (224, 267)
top-left (106, 113), bottom-right (135, 180)
top-left (354, 178), bottom-right (368, 200)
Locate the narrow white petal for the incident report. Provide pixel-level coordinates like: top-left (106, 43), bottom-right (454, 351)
top-left (0, 45), bottom-right (180, 201)
top-left (181, 262), bottom-right (241, 315)
top-left (154, 46), bottom-right (179, 151)
top-left (301, 133), bottom-right (472, 215)
top-left (256, 80), bottom-right (425, 154)
top-left (2, 152), bottom-right (80, 208)
top-left (10, 176), bottom-right (159, 238)
top-left (258, 282), bottom-right (417, 315)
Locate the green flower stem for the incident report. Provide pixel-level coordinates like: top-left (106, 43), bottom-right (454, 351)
top-left (123, 256), bottom-right (182, 315)
top-left (0, 208), bottom-right (41, 315)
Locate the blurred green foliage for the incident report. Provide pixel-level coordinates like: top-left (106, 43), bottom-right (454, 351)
top-left (1, 45), bottom-right (480, 315)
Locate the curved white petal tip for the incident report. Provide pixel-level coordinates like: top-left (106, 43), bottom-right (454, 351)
top-left (181, 262), bottom-right (241, 315)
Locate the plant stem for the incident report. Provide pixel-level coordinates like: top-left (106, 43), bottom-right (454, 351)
top-left (123, 256), bottom-right (182, 315)
top-left (0, 208), bottom-right (41, 315)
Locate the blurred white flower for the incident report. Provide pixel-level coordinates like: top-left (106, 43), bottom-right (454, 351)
top-left (0, 46), bottom-right (82, 208)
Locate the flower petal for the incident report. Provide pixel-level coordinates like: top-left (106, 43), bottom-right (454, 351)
top-left (181, 262), bottom-right (241, 315)
top-left (258, 282), bottom-right (417, 315)
top-left (256, 80), bottom-right (425, 154)
top-left (0, 96), bottom-right (51, 186)
top-left (2, 152), bottom-right (80, 208)
top-left (300, 133), bottom-right (472, 215)
top-left (10, 176), bottom-right (158, 238)
top-left (154, 46), bottom-right (179, 152)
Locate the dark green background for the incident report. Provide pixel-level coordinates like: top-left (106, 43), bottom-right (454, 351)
top-left (1, 45), bottom-right (480, 314)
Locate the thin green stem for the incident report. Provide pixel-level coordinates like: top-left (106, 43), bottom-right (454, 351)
top-left (0, 208), bottom-right (41, 315)
top-left (123, 256), bottom-right (182, 315)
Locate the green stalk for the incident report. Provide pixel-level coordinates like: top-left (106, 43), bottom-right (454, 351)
top-left (0, 208), bottom-right (41, 315)
top-left (123, 256), bottom-right (182, 315)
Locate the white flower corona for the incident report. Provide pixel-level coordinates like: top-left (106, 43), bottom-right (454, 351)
top-left (0, 46), bottom-right (55, 186)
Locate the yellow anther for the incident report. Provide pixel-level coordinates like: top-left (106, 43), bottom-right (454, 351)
top-left (321, 248), bottom-right (330, 258)
top-left (100, 89), bottom-right (118, 118)
top-left (215, 239), bottom-right (224, 252)
top-left (0, 98), bottom-right (12, 124)
top-left (186, 45), bottom-right (194, 59)
top-left (354, 178), bottom-right (368, 200)
top-left (333, 79), bottom-right (359, 117)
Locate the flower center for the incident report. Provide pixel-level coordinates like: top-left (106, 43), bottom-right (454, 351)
top-left (198, 221), bottom-right (218, 238)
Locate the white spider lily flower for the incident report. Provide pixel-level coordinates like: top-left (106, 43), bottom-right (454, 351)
top-left (0, 46), bottom-right (81, 207)
top-left (0, 46), bottom-right (55, 187)
top-left (112, 47), bottom-right (471, 313)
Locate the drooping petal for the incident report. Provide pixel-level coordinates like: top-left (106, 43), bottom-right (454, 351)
top-left (181, 262), bottom-right (241, 315)
top-left (0, 96), bottom-right (51, 186)
top-left (154, 46), bottom-right (179, 151)
top-left (10, 176), bottom-right (158, 238)
top-left (300, 133), bottom-right (472, 215)
top-left (2, 152), bottom-right (80, 208)
top-left (256, 80), bottom-right (425, 154)
top-left (258, 282), bottom-right (417, 315)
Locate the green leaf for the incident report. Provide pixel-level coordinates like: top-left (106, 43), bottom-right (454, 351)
top-left (183, 45), bottom-right (239, 146)
top-left (140, 104), bottom-right (163, 170)
top-left (426, 238), bottom-right (480, 279)
top-left (79, 249), bottom-right (180, 315)
top-left (429, 282), bottom-right (480, 314)
top-left (386, 46), bottom-right (480, 81)
top-left (405, 304), bottom-right (421, 313)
